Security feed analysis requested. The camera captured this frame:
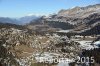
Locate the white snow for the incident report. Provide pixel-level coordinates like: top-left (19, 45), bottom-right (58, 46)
top-left (35, 52), bottom-right (56, 63)
top-left (56, 30), bottom-right (72, 33)
top-left (76, 40), bottom-right (98, 50)
top-left (57, 62), bottom-right (69, 66)
top-left (94, 41), bottom-right (100, 45)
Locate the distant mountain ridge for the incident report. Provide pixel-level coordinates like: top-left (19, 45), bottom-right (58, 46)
top-left (0, 17), bottom-right (19, 24)
top-left (19, 15), bottom-right (40, 25)
top-left (0, 15), bottom-right (39, 25)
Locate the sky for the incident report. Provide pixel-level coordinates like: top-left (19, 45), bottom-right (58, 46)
top-left (0, 0), bottom-right (100, 18)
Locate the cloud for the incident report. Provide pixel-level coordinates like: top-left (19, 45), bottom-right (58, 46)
top-left (27, 13), bottom-right (42, 17)
top-left (27, 13), bottom-right (35, 16)
top-left (26, 13), bottom-right (49, 17)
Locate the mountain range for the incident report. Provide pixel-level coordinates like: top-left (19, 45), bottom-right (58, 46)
top-left (58, 4), bottom-right (100, 18)
top-left (0, 15), bottom-right (39, 25)
top-left (0, 4), bottom-right (100, 35)
top-left (26, 4), bottom-right (100, 35)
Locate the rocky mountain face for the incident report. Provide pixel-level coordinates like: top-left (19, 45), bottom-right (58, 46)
top-left (0, 27), bottom-right (36, 66)
top-left (58, 4), bottom-right (100, 18)
top-left (27, 4), bottom-right (100, 35)
top-left (71, 13), bottom-right (100, 35)
top-left (0, 23), bottom-right (82, 66)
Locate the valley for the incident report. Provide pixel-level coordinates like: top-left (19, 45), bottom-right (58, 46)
top-left (0, 4), bottom-right (100, 66)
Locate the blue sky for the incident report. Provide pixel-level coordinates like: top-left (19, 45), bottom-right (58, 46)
top-left (0, 0), bottom-right (99, 17)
